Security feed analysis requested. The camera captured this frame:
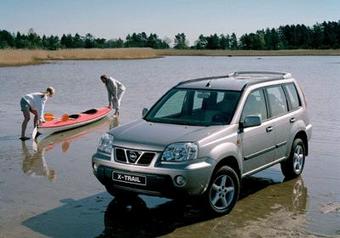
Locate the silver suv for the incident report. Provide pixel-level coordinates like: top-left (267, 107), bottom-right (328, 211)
top-left (92, 71), bottom-right (312, 215)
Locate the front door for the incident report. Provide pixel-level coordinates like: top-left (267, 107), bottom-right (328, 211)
top-left (239, 89), bottom-right (276, 173)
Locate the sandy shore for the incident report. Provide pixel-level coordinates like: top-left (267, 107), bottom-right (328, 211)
top-left (1, 48), bottom-right (340, 66)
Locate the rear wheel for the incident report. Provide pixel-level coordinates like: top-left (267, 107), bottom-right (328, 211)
top-left (204, 166), bottom-right (240, 216)
top-left (281, 138), bottom-right (305, 179)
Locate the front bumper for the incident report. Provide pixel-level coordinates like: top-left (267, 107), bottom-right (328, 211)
top-left (92, 152), bottom-right (215, 198)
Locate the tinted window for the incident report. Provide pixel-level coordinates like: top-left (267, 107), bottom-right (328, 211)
top-left (153, 90), bottom-right (186, 118)
top-left (241, 89), bottom-right (267, 121)
top-left (284, 83), bottom-right (301, 110)
top-left (145, 89), bottom-right (241, 126)
top-left (266, 86), bottom-right (288, 117)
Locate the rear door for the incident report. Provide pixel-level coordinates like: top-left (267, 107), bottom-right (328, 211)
top-left (265, 85), bottom-right (290, 160)
top-left (281, 82), bottom-right (304, 156)
top-left (240, 88), bottom-right (276, 173)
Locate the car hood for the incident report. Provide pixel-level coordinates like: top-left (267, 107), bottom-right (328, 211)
top-left (110, 119), bottom-right (224, 151)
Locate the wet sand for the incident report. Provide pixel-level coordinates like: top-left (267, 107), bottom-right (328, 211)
top-left (1, 56), bottom-right (340, 237)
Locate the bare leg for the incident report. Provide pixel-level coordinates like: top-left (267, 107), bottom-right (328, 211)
top-left (21, 111), bottom-right (30, 138)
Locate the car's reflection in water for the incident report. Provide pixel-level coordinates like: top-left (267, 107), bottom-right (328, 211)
top-left (21, 116), bottom-right (119, 181)
top-left (100, 176), bottom-right (308, 238)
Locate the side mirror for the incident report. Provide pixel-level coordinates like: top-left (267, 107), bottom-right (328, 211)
top-left (239, 115), bottom-right (262, 132)
top-left (142, 108), bottom-right (149, 117)
top-left (243, 115), bottom-right (262, 128)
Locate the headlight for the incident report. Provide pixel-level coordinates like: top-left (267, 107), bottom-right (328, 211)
top-left (97, 133), bottom-right (114, 154)
top-left (161, 142), bottom-right (198, 162)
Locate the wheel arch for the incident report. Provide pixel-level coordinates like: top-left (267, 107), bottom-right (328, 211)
top-left (212, 156), bottom-right (241, 180)
top-left (294, 131), bottom-right (308, 156)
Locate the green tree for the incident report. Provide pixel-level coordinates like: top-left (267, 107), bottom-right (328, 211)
top-left (174, 33), bottom-right (188, 49)
top-left (0, 30), bottom-right (14, 48)
top-left (230, 33), bottom-right (238, 50)
top-left (84, 33), bottom-right (95, 48)
top-left (194, 34), bottom-right (207, 49)
top-left (45, 35), bottom-right (60, 50)
top-left (60, 34), bottom-right (74, 48)
top-left (220, 34), bottom-right (230, 49)
top-left (206, 34), bottom-right (221, 49)
top-left (27, 28), bottom-right (42, 49)
top-left (73, 34), bottom-right (84, 48)
top-left (106, 38), bottom-right (124, 48)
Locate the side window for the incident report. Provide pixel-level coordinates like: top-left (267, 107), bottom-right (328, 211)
top-left (266, 85), bottom-right (288, 117)
top-left (241, 89), bottom-right (267, 121)
top-left (193, 91), bottom-right (204, 110)
top-left (283, 83), bottom-right (301, 110)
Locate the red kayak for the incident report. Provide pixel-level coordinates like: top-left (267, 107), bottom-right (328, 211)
top-left (38, 107), bottom-right (112, 135)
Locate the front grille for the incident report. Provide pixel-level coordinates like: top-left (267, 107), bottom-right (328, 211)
top-left (114, 147), bottom-right (156, 166)
top-left (115, 148), bottom-right (126, 162)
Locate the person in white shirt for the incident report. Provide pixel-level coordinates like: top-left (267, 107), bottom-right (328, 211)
top-left (20, 87), bottom-right (55, 140)
top-left (100, 74), bottom-right (126, 116)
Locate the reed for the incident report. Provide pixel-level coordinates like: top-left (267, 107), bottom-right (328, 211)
top-left (0, 48), bottom-right (158, 66)
top-left (1, 48), bottom-right (340, 67)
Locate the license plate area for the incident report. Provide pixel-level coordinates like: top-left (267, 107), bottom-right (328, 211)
top-left (112, 171), bottom-right (146, 186)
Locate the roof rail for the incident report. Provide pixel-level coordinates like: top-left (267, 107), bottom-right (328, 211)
top-left (228, 71), bottom-right (292, 79)
top-left (176, 74), bottom-right (230, 86)
top-left (176, 71), bottom-right (292, 88)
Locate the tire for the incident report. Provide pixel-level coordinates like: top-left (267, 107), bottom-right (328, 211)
top-left (203, 166), bottom-right (240, 216)
top-left (281, 138), bottom-right (306, 179)
top-left (105, 185), bottom-right (137, 199)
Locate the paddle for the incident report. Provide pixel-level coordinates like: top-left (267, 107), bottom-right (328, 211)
top-left (61, 114), bottom-right (69, 121)
top-left (32, 126), bottom-right (38, 139)
top-left (44, 112), bottom-right (55, 121)
top-left (33, 112), bottom-right (57, 139)
top-left (44, 112), bottom-right (70, 122)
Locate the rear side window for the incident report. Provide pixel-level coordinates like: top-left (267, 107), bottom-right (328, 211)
top-left (283, 83), bottom-right (301, 110)
top-left (266, 85), bottom-right (288, 117)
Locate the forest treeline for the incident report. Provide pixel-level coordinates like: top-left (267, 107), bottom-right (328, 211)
top-left (0, 21), bottom-right (339, 50)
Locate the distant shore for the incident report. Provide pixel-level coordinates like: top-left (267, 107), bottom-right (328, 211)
top-left (1, 48), bottom-right (340, 67)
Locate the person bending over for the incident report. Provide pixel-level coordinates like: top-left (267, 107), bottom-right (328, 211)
top-left (20, 87), bottom-right (55, 140)
top-left (100, 74), bottom-right (126, 116)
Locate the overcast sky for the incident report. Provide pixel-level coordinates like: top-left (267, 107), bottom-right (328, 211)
top-left (1, 0), bottom-right (339, 44)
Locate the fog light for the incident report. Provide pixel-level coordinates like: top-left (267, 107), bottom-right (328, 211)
top-left (174, 175), bottom-right (186, 187)
top-left (93, 163), bottom-right (98, 173)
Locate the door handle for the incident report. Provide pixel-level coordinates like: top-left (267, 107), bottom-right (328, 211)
top-left (266, 126), bottom-right (273, 133)
top-left (289, 117), bottom-right (296, 123)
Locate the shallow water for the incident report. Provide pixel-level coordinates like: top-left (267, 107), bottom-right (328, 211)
top-left (1, 56), bottom-right (340, 237)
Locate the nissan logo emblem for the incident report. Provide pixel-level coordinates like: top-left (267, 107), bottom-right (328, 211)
top-left (129, 152), bottom-right (138, 162)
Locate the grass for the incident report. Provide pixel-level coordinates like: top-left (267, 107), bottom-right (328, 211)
top-left (0, 48), bottom-right (159, 66)
top-left (1, 48), bottom-right (340, 67)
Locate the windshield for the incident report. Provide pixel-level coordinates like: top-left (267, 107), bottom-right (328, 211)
top-left (145, 88), bottom-right (241, 126)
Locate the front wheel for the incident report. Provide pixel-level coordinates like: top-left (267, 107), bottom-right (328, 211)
top-left (204, 166), bottom-right (240, 216)
top-left (281, 138), bottom-right (306, 179)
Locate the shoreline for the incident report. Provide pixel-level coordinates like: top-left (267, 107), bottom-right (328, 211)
top-left (1, 48), bottom-right (340, 67)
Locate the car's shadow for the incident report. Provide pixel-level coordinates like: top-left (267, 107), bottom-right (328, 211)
top-left (23, 174), bottom-right (308, 238)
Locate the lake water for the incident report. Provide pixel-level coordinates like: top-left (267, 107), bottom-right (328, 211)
top-left (0, 56), bottom-right (340, 237)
